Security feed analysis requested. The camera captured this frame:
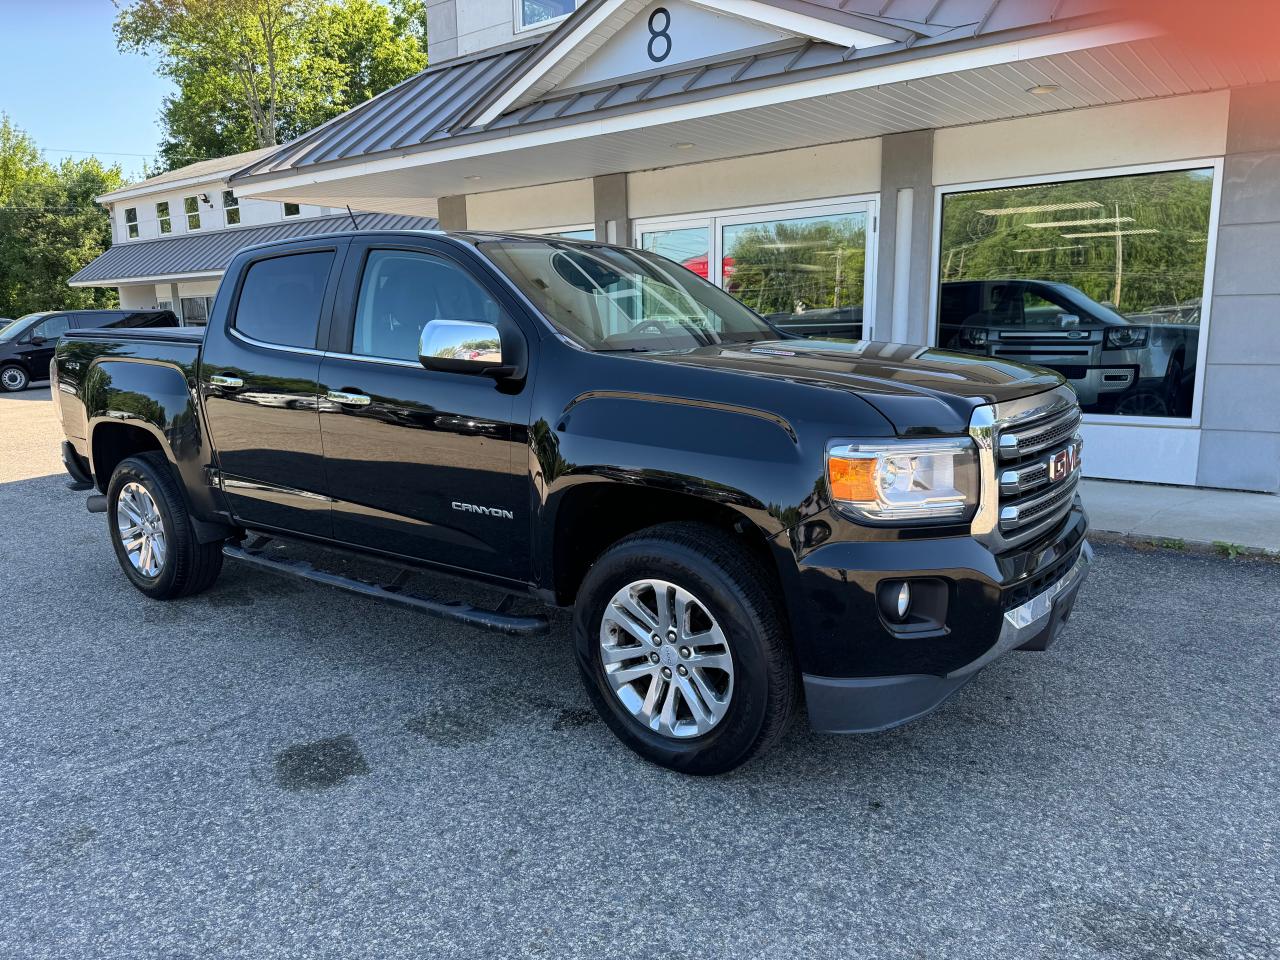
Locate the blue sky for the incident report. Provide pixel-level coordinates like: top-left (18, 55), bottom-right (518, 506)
top-left (0, 0), bottom-right (173, 180)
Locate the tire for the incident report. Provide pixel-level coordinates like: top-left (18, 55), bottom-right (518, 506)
top-left (0, 364), bottom-right (29, 392)
top-left (107, 452), bottom-right (224, 599)
top-left (573, 522), bottom-right (797, 775)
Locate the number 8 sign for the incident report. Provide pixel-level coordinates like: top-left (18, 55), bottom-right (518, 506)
top-left (647, 7), bottom-right (672, 63)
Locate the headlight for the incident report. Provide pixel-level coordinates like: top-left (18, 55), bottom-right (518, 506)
top-left (1103, 326), bottom-right (1148, 349)
top-left (960, 327), bottom-right (989, 346)
top-left (827, 438), bottom-right (979, 524)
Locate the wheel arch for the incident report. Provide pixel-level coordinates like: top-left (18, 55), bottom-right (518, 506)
top-left (545, 479), bottom-right (784, 607)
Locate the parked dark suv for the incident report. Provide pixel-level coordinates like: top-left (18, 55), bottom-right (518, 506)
top-left (0, 309), bottom-right (178, 392)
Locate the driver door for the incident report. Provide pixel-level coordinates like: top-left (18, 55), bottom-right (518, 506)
top-left (317, 237), bottom-right (534, 583)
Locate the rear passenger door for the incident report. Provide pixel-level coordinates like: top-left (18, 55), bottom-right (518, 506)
top-left (200, 241), bottom-right (347, 538)
top-left (316, 237), bottom-right (535, 582)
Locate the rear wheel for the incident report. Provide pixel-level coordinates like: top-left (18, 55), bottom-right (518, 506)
top-left (107, 452), bottom-right (223, 599)
top-left (0, 364), bottom-right (29, 392)
top-left (573, 523), bottom-right (797, 775)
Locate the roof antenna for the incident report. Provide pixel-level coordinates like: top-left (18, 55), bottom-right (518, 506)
top-left (345, 204), bottom-right (362, 230)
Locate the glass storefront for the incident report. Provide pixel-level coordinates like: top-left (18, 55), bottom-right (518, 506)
top-left (638, 201), bottom-right (873, 341)
top-left (936, 168), bottom-right (1214, 420)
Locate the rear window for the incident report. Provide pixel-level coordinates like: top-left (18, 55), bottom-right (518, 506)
top-left (233, 251), bottom-right (335, 349)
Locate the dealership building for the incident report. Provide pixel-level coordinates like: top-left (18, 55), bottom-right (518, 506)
top-left (75, 0), bottom-right (1280, 492)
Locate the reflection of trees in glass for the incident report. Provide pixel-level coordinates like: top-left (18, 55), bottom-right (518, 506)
top-left (724, 218), bottom-right (866, 316)
top-left (940, 169), bottom-right (1212, 316)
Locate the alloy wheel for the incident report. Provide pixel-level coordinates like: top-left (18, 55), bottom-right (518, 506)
top-left (598, 578), bottom-right (735, 739)
top-left (115, 482), bottom-right (167, 578)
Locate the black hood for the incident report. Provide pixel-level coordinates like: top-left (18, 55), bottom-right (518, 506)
top-left (634, 339), bottom-right (1066, 436)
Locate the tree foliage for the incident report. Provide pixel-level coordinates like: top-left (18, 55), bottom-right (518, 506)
top-left (0, 115), bottom-right (124, 318)
top-left (939, 169), bottom-right (1213, 315)
top-left (114, 0), bottom-right (428, 170)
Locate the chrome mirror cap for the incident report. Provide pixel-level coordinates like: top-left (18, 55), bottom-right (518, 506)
top-left (418, 319), bottom-right (505, 374)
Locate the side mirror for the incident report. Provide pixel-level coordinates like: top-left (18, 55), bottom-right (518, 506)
top-left (1058, 314), bottom-right (1081, 330)
top-left (419, 319), bottom-right (510, 377)
top-left (28, 336), bottom-right (46, 346)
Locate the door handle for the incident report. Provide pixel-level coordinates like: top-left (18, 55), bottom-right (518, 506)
top-left (327, 390), bottom-right (371, 407)
top-left (209, 375), bottom-right (243, 389)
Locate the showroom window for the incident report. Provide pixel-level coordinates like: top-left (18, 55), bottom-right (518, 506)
top-left (636, 199), bottom-right (874, 340)
top-left (936, 166), bottom-right (1216, 421)
top-left (516, 0), bottom-right (575, 32)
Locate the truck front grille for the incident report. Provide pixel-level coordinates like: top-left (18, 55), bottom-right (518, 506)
top-left (970, 384), bottom-right (1083, 551)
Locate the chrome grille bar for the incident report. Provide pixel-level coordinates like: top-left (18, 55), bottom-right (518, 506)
top-left (969, 384), bottom-right (1082, 552)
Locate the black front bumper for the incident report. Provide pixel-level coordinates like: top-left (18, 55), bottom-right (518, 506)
top-left (776, 501), bottom-right (1091, 734)
top-left (803, 541), bottom-right (1090, 733)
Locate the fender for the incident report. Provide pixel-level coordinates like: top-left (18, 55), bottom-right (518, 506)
top-left (533, 390), bottom-right (821, 597)
top-left (82, 354), bottom-right (229, 531)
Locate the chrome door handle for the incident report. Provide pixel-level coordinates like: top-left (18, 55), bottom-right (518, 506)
top-left (209, 375), bottom-right (243, 389)
top-left (327, 390), bottom-right (371, 406)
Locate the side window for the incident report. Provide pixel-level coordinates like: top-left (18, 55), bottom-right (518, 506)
top-left (234, 251), bottom-right (335, 349)
top-left (32, 315), bottom-right (72, 340)
top-left (352, 250), bottom-right (504, 362)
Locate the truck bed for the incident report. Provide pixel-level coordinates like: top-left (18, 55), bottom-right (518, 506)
top-left (66, 325), bottom-right (205, 345)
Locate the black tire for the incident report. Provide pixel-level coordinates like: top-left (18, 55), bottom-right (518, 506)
top-left (573, 522), bottom-right (797, 775)
top-left (107, 452), bottom-right (224, 599)
top-left (0, 364), bottom-right (30, 392)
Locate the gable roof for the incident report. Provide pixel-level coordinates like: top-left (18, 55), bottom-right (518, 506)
top-left (98, 146), bottom-right (281, 204)
top-left (68, 212), bottom-right (436, 287)
top-left (232, 0), bottom-right (1117, 186)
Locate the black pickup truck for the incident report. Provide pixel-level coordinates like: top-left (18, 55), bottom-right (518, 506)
top-left (53, 230), bottom-right (1091, 774)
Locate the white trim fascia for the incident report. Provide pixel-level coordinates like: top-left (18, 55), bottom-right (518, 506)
top-left (97, 170), bottom-right (239, 206)
top-left (479, 0), bottom-right (632, 125)
top-left (238, 21), bottom-right (1156, 198)
top-left (69, 270), bottom-right (225, 288)
top-left (692, 0), bottom-right (896, 49)
top-left (925, 156), bottom-right (1225, 433)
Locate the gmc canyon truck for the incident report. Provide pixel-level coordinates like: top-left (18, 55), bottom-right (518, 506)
top-left (53, 230), bottom-right (1091, 774)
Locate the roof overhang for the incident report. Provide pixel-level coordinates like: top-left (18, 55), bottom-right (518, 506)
top-left (234, 20), bottom-right (1171, 210)
top-left (69, 270), bottom-right (223, 289)
top-left (97, 172), bottom-right (233, 206)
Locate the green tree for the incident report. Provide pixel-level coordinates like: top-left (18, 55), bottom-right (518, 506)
top-left (0, 136), bottom-right (125, 316)
top-left (114, 0), bottom-right (428, 171)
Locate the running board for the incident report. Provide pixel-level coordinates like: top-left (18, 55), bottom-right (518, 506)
top-left (221, 542), bottom-right (550, 636)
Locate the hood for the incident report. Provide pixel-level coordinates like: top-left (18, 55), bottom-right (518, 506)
top-left (635, 339), bottom-right (1066, 436)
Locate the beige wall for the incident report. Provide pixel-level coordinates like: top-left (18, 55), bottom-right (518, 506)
top-left (933, 91), bottom-right (1230, 186)
top-left (464, 179), bottom-right (596, 231)
top-left (628, 139), bottom-right (882, 219)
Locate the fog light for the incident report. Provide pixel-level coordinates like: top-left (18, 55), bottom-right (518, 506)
top-left (895, 582), bottom-right (911, 620)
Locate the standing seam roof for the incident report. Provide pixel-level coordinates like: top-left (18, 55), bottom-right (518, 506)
top-left (68, 212), bottom-right (437, 286)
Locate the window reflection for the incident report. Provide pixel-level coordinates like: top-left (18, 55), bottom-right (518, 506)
top-left (937, 168), bottom-right (1212, 419)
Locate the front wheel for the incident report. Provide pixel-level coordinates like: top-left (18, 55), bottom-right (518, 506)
top-left (107, 452), bottom-right (224, 599)
top-left (573, 523), bottom-right (797, 775)
top-left (0, 364), bottom-right (30, 392)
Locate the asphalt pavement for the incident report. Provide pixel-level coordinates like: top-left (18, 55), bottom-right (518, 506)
top-left (1, 389), bottom-right (1277, 959)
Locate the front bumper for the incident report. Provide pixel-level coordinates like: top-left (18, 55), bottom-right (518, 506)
top-left (802, 538), bottom-right (1092, 734)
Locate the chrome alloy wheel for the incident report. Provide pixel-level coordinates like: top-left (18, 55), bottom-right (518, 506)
top-left (115, 482), bottom-right (167, 578)
top-left (599, 579), bottom-right (735, 739)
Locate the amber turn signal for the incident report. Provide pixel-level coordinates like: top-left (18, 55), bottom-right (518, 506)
top-left (828, 456), bottom-right (878, 503)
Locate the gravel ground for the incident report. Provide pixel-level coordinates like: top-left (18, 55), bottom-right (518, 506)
top-left (1, 391), bottom-right (1277, 959)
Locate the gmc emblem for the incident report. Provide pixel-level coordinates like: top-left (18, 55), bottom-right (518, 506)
top-left (1047, 442), bottom-right (1082, 483)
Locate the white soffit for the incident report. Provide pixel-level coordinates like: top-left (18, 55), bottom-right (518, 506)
top-left (479, 0), bottom-right (897, 124)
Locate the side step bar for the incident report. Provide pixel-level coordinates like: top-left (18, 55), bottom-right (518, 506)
top-left (222, 542), bottom-right (550, 636)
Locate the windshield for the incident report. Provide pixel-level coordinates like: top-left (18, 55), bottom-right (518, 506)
top-left (479, 240), bottom-right (776, 351)
top-left (0, 313), bottom-right (45, 342)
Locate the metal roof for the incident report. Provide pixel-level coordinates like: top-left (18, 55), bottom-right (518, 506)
top-left (232, 0), bottom-right (1114, 184)
top-left (98, 145), bottom-right (282, 203)
top-left (68, 212), bottom-right (437, 286)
